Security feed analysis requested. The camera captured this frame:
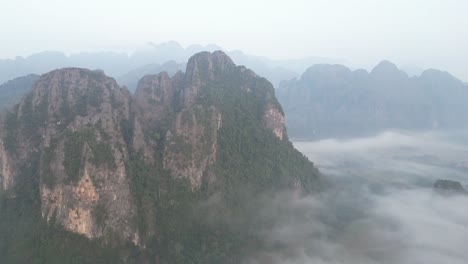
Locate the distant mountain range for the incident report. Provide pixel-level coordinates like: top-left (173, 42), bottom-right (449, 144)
top-left (3, 44), bottom-right (466, 142)
top-left (116, 61), bottom-right (185, 91)
top-left (277, 61), bottom-right (468, 139)
top-left (0, 41), bottom-right (340, 88)
top-left (0, 74), bottom-right (39, 110)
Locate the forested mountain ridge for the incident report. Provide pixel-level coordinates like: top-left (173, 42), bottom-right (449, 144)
top-left (0, 51), bottom-right (323, 263)
top-left (277, 61), bottom-right (468, 139)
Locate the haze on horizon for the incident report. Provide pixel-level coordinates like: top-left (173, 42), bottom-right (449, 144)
top-left (1, 1), bottom-right (468, 263)
top-left (1, 0), bottom-right (468, 81)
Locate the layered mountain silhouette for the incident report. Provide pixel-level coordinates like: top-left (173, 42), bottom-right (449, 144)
top-left (277, 61), bottom-right (468, 139)
top-left (0, 41), bottom-right (338, 88)
top-left (116, 60), bottom-right (185, 91)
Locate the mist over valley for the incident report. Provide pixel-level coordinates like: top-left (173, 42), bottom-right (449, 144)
top-left (0, 1), bottom-right (467, 263)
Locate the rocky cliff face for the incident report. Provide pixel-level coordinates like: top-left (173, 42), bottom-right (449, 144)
top-left (0, 68), bottom-right (137, 241)
top-left (0, 51), bottom-right (321, 262)
top-left (133, 51), bottom-right (289, 190)
top-left (0, 141), bottom-right (13, 190)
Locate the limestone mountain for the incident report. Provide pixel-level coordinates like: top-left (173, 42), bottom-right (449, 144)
top-left (277, 61), bottom-right (468, 139)
top-left (0, 68), bottom-right (137, 240)
top-left (0, 51), bottom-right (322, 263)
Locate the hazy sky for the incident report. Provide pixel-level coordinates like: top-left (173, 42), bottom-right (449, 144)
top-left (2, 0), bottom-right (468, 80)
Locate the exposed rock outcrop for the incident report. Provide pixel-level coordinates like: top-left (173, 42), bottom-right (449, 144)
top-left (134, 51), bottom-right (289, 190)
top-left (0, 141), bottom-right (13, 190)
top-left (1, 68), bottom-right (136, 241)
top-left (0, 51), bottom-right (322, 261)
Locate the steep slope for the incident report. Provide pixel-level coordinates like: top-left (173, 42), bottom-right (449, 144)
top-left (0, 51), bottom-right (322, 263)
top-left (0, 68), bottom-right (137, 240)
top-left (0, 74), bottom-right (39, 110)
top-left (132, 51), bottom-right (320, 192)
top-left (277, 62), bottom-right (468, 139)
top-left (127, 51), bottom-right (322, 262)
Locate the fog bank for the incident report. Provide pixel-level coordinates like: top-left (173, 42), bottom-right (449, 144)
top-left (247, 131), bottom-right (468, 264)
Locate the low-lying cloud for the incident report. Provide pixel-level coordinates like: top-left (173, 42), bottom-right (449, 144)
top-left (246, 130), bottom-right (468, 264)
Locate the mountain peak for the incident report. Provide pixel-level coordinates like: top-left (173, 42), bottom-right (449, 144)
top-left (302, 64), bottom-right (351, 76)
top-left (0, 51), bottom-right (322, 262)
top-left (371, 60), bottom-right (407, 79)
top-left (187, 51), bottom-right (235, 71)
top-left (148, 40), bottom-right (183, 50)
top-left (419, 69), bottom-right (461, 85)
top-left (300, 64), bottom-right (352, 85)
top-left (42, 67), bottom-right (105, 78)
top-left (371, 60), bottom-right (398, 72)
top-left (184, 51), bottom-right (237, 89)
top-left (34, 67), bottom-right (115, 94)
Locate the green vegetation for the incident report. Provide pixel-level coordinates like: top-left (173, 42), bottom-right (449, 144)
top-left (93, 203), bottom-right (107, 228)
top-left (88, 87), bottom-right (103, 108)
top-left (63, 126), bottom-right (115, 184)
top-left (42, 138), bottom-right (59, 188)
top-left (195, 67), bottom-right (318, 193)
top-left (125, 152), bottom-right (159, 239)
top-left (0, 153), bottom-right (137, 264)
top-left (2, 90), bottom-right (49, 154)
top-left (20, 92), bottom-right (49, 143)
top-left (75, 95), bottom-right (88, 116)
top-left (60, 79), bottom-right (104, 126)
top-left (75, 84), bottom-right (104, 114)
top-left (0, 53), bottom-right (323, 263)
top-left (63, 129), bottom-right (89, 183)
top-left (126, 150), bottom-right (247, 263)
top-left (3, 108), bottom-right (18, 153)
top-left (92, 142), bottom-right (114, 166)
top-left (122, 62), bottom-right (322, 263)
top-left (120, 117), bottom-right (134, 147)
top-left (147, 98), bottom-right (158, 105)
